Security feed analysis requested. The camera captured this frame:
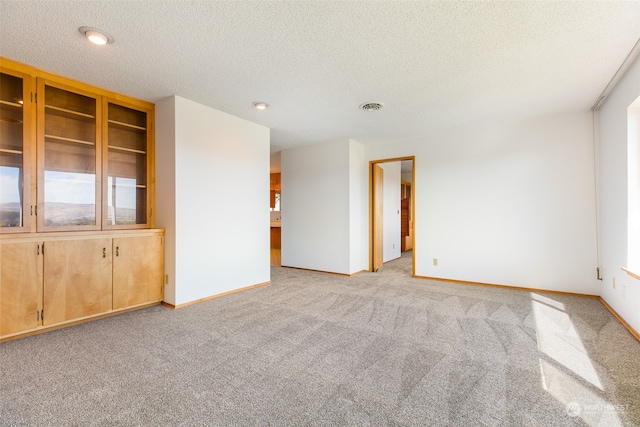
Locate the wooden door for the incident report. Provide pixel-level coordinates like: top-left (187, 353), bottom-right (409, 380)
top-left (112, 234), bottom-right (163, 309)
top-left (43, 238), bottom-right (112, 325)
top-left (372, 164), bottom-right (384, 272)
top-left (401, 198), bottom-right (410, 237)
top-left (0, 241), bottom-right (42, 335)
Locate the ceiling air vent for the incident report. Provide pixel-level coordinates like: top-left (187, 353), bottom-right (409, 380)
top-left (359, 102), bottom-right (384, 111)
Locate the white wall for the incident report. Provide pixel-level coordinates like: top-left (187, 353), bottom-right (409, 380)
top-left (365, 112), bottom-right (600, 295)
top-left (155, 96), bottom-right (270, 306)
top-left (349, 140), bottom-right (367, 273)
top-left (381, 162), bottom-right (401, 262)
top-left (597, 55), bottom-right (640, 333)
top-left (281, 139), bottom-right (365, 274)
top-left (155, 97), bottom-right (176, 303)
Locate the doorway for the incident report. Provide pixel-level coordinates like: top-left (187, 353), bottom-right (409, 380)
top-left (369, 156), bottom-right (415, 275)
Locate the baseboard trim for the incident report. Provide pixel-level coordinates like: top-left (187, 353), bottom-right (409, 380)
top-left (414, 275), bottom-right (599, 298)
top-left (280, 265), bottom-right (364, 276)
top-left (416, 275), bottom-right (639, 343)
top-left (162, 281), bottom-right (271, 309)
top-left (0, 302), bottom-right (161, 343)
top-left (598, 297), bottom-right (640, 342)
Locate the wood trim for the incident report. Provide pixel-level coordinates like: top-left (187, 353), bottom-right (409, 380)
top-left (36, 77), bottom-right (103, 232)
top-left (415, 274), bottom-right (640, 343)
top-left (622, 267), bottom-right (640, 281)
top-left (0, 301), bottom-right (161, 343)
top-left (0, 64), bottom-right (36, 234)
top-left (414, 275), bottom-right (599, 298)
top-left (372, 163), bottom-right (383, 272)
top-left (0, 57), bottom-right (154, 109)
top-left (368, 156), bottom-right (416, 275)
top-left (0, 228), bottom-right (165, 243)
top-left (348, 269), bottom-right (370, 276)
top-left (599, 297), bottom-right (640, 342)
top-left (164, 281), bottom-right (271, 309)
top-left (280, 265), bottom-right (362, 276)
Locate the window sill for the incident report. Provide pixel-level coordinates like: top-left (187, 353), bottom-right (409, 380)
top-left (622, 267), bottom-right (640, 281)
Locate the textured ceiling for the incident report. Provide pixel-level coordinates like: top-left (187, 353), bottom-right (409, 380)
top-left (1, 1), bottom-right (639, 153)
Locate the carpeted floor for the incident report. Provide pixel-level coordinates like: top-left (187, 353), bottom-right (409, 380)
top-left (1, 252), bottom-right (639, 426)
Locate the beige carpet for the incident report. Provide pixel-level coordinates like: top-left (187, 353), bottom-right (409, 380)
top-left (1, 251), bottom-right (639, 426)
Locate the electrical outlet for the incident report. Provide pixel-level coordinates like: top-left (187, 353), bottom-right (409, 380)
top-left (613, 277), bottom-right (616, 289)
top-left (433, 258), bottom-right (438, 266)
top-left (393, 244), bottom-right (395, 249)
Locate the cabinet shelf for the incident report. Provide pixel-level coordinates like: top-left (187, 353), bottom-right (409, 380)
top-left (108, 145), bottom-right (146, 155)
top-left (0, 147), bottom-right (23, 155)
top-left (45, 134), bottom-right (95, 146)
top-left (108, 119), bottom-right (146, 131)
top-left (45, 105), bottom-right (95, 121)
top-left (1, 101), bottom-right (24, 124)
top-left (0, 99), bottom-right (23, 108)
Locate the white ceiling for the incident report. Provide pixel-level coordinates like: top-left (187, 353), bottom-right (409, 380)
top-left (1, 1), bottom-right (639, 153)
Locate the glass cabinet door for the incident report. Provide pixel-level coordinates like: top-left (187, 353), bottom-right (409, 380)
top-left (0, 69), bottom-right (33, 233)
top-left (37, 80), bottom-right (101, 231)
top-left (103, 99), bottom-right (152, 228)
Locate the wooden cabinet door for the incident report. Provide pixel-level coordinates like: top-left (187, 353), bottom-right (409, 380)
top-left (43, 238), bottom-right (112, 325)
top-left (0, 242), bottom-right (42, 335)
top-left (102, 98), bottom-right (154, 230)
top-left (112, 234), bottom-right (163, 309)
top-left (37, 79), bottom-right (102, 232)
top-left (0, 67), bottom-right (35, 234)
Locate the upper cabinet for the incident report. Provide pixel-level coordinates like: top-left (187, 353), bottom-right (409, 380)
top-left (103, 98), bottom-right (154, 229)
top-left (0, 58), bottom-right (155, 233)
top-left (38, 79), bottom-right (102, 231)
top-left (0, 68), bottom-right (34, 233)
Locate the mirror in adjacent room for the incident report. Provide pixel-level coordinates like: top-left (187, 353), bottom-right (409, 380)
top-left (270, 172), bottom-right (281, 212)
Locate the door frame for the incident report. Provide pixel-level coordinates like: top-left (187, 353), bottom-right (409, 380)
top-left (369, 156), bottom-right (416, 275)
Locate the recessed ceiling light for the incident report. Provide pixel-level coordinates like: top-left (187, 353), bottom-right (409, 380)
top-left (78, 26), bottom-right (114, 45)
top-left (359, 102), bottom-right (384, 111)
top-left (253, 102), bottom-right (269, 110)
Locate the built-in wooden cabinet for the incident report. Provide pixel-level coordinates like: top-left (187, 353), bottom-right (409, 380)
top-left (0, 58), bottom-right (163, 342)
top-left (270, 226), bottom-right (281, 249)
top-left (0, 58), bottom-right (155, 233)
top-left (0, 230), bottom-right (164, 342)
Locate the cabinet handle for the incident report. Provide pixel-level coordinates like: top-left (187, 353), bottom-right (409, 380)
top-left (116, 246), bottom-right (119, 257)
top-left (37, 244), bottom-right (40, 255)
top-left (103, 248), bottom-right (106, 258)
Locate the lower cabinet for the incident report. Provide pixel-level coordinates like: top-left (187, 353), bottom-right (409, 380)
top-left (0, 242), bottom-right (42, 336)
top-left (113, 234), bottom-right (164, 310)
top-left (43, 238), bottom-right (113, 325)
top-left (0, 230), bottom-right (164, 342)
